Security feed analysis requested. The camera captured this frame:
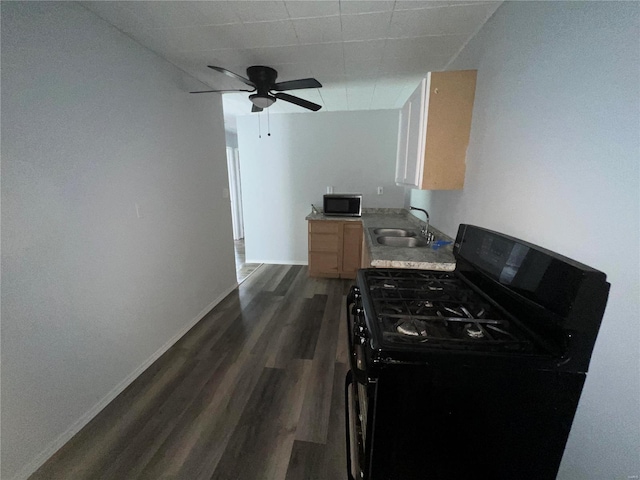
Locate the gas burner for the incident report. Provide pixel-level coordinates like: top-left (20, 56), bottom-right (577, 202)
top-left (397, 321), bottom-right (427, 337)
top-left (464, 323), bottom-right (485, 339)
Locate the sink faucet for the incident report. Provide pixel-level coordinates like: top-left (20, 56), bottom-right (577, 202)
top-left (410, 206), bottom-right (433, 243)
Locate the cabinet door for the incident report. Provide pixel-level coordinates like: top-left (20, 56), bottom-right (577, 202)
top-left (405, 78), bottom-right (427, 187)
top-left (421, 70), bottom-right (476, 190)
top-left (396, 78), bottom-right (427, 187)
top-left (341, 222), bottom-right (363, 279)
top-left (395, 102), bottom-right (411, 184)
top-left (308, 220), bottom-right (342, 278)
top-left (309, 252), bottom-right (340, 277)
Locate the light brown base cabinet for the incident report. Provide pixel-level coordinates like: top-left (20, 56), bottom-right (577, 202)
top-left (308, 220), bottom-right (363, 279)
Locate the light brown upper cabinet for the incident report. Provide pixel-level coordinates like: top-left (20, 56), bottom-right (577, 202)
top-left (395, 70), bottom-right (477, 190)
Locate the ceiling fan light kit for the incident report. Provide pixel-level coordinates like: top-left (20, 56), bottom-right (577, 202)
top-left (190, 65), bottom-right (322, 113)
top-left (249, 94), bottom-right (276, 109)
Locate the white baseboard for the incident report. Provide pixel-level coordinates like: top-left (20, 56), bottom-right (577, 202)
top-left (10, 282), bottom-right (239, 480)
top-left (245, 259), bottom-right (308, 265)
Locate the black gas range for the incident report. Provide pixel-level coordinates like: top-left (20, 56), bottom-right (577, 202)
top-left (345, 224), bottom-right (610, 480)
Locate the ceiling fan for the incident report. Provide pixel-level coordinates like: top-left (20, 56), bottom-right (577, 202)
top-left (190, 65), bottom-right (323, 113)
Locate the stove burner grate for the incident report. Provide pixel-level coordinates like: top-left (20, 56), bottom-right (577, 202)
top-left (364, 270), bottom-right (534, 352)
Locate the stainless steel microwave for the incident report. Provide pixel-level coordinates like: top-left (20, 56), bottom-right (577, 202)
top-left (323, 194), bottom-right (362, 217)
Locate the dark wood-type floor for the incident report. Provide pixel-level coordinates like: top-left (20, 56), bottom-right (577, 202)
top-left (31, 265), bottom-right (353, 480)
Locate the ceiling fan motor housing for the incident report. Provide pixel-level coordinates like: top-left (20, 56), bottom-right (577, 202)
top-left (247, 66), bottom-right (278, 108)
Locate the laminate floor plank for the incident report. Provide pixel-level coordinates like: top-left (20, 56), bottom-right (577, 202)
top-left (284, 440), bottom-right (326, 480)
top-left (211, 361), bottom-right (311, 480)
top-left (272, 294), bottom-right (326, 368)
top-left (295, 281), bottom-right (348, 443)
top-left (30, 264), bottom-right (350, 480)
top-left (335, 293), bottom-right (350, 364)
top-left (272, 265), bottom-right (304, 296)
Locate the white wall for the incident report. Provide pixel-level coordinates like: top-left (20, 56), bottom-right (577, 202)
top-left (237, 110), bottom-right (403, 264)
top-left (408, 2), bottom-right (639, 478)
top-left (1, 3), bottom-right (236, 479)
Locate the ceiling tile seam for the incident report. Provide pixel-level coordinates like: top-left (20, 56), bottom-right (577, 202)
top-left (443, 1), bottom-right (502, 70)
top-left (174, 39), bottom-right (348, 55)
top-left (392, 2), bottom-right (496, 13)
top-left (368, 0), bottom-right (397, 110)
top-left (142, 21), bottom-right (243, 32)
top-left (78, 3), bottom-right (214, 90)
top-left (384, 33), bottom-right (476, 41)
top-left (337, 0), bottom-right (349, 110)
top-left (283, 1), bottom-right (304, 48)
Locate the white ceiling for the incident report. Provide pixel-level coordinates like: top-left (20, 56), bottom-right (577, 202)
top-left (82, 0), bottom-right (501, 128)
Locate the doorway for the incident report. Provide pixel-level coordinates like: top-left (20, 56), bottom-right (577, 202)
top-left (225, 143), bottom-right (261, 283)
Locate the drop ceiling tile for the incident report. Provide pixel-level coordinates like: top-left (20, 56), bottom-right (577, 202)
top-left (293, 16), bottom-right (343, 44)
top-left (305, 60), bottom-right (347, 77)
top-left (340, 1), bottom-right (395, 15)
top-left (194, 48), bottom-right (262, 66)
top-left (271, 63), bottom-right (316, 80)
top-left (382, 35), bottom-right (467, 60)
top-left (340, 11), bottom-right (393, 41)
top-left (389, 2), bottom-right (501, 37)
top-left (318, 74), bottom-right (348, 88)
top-left (319, 87), bottom-right (349, 111)
top-left (285, 1), bottom-right (340, 19)
top-left (346, 83), bottom-right (375, 110)
top-left (274, 42), bottom-right (344, 64)
top-left (173, 24), bottom-right (245, 51)
top-left (344, 59), bottom-right (380, 76)
top-left (343, 40), bottom-right (386, 63)
top-left (108, 1), bottom-right (232, 29)
top-left (232, 1), bottom-right (290, 23)
top-left (370, 85), bottom-right (405, 109)
top-left (228, 19), bottom-right (298, 48)
top-left (378, 54), bottom-right (449, 74)
top-left (193, 2), bottom-right (245, 25)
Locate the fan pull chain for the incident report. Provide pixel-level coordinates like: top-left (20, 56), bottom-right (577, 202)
top-left (258, 113), bottom-right (261, 139)
top-left (267, 109), bottom-right (271, 136)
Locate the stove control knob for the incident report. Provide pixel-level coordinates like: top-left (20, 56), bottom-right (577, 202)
top-left (354, 307), bottom-right (364, 316)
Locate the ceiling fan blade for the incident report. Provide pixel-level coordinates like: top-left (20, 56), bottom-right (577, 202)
top-left (208, 66), bottom-right (255, 88)
top-left (251, 105), bottom-right (263, 113)
top-left (190, 88), bottom-right (254, 94)
top-left (274, 92), bottom-right (322, 111)
top-left (272, 78), bottom-right (322, 91)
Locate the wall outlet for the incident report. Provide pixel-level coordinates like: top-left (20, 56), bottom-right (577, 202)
top-left (326, 186), bottom-right (334, 194)
top-left (377, 186), bottom-right (384, 195)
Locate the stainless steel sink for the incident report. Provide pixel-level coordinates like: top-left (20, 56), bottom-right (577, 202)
top-left (376, 236), bottom-right (429, 248)
top-left (372, 228), bottom-right (416, 237)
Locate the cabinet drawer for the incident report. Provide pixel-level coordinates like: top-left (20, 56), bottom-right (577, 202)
top-left (309, 221), bottom-right (340, 234)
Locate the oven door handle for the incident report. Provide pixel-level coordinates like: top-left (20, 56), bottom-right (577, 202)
top-left (345, 370), bottom-right (361, 480)
top-left (346, 287), bottom-right (369, 385)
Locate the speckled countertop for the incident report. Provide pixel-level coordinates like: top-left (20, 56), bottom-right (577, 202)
top-left (306, 208), bottom-right (456, 271)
